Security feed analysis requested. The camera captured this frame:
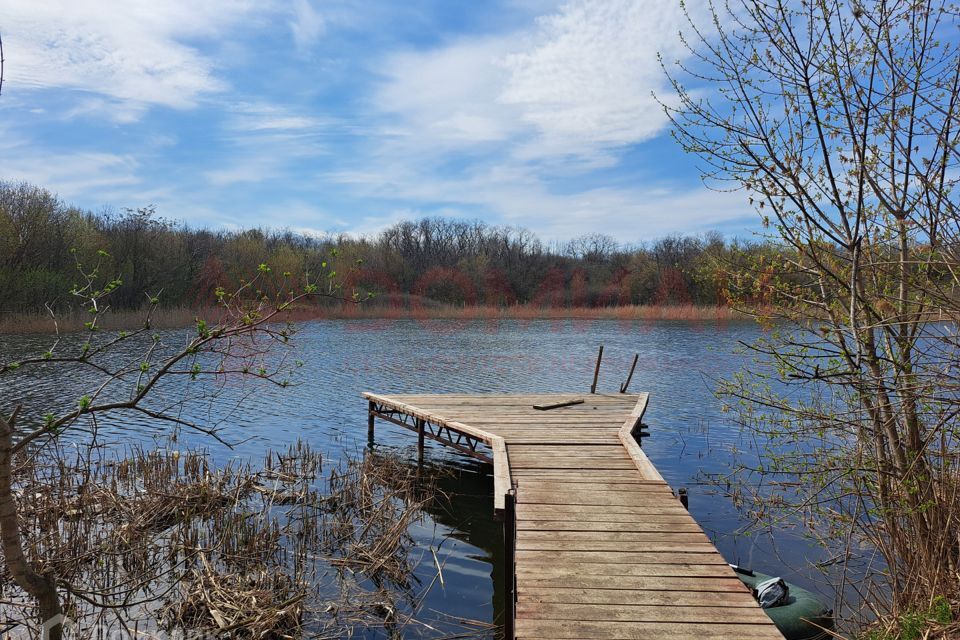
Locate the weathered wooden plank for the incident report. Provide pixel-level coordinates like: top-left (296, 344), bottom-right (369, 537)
top-left (517, 530), bottom-right (710, 544)
top-left (507, 444), bottom-right (626, 453)
top-left (514, 479), bottom-right (668, 487)
top-left (511, 459), bottom-right (638, 470)
top-left (618, 394), bottom-right (664, 482)
top-left (517, 574), bottom-right (750, 591)
top-left (432, 418), bottom-right (627, 425)
top-left (517, 602), bottom-right (774, 624)
top-left (517, 562), bottom-right (736, 578)
top-left (516, 504), bottom-right (691, 518)
top-left (517, 487), bottom-right (676, 498)
top-left (490, 436), bottom-right (510, 514)
top-left (517, 480), bottom-right (670, 489)
top-left (518, 587), bottom-right (763, 607)
top-left (533, 398), bottom-right (585, 410)
top-left (515, 481), bottom-right (670, 489)
top-left (507, 454), bottom-right (636, 463)
top-left (498, 438), bottom-right (632, 447)
top-left (517, 519), bottom-right (702, 532)
top-left (514, 620), bottom-right (781, 639)
top-left (508, 469), bottom-right (656, 479)
top-left (391, 392), bottom-right (635, 401)
top-left (516, 550), bottom-right (728, 565)
top-left (516, 539), bottom-right (720, 553)
top-left (495, 430), bottom-right (624, 436)
top-left (518, 491), bottom-right (684, 506)
top-left (478, 434), bottom-right (623, 442)
top-left (362, 392), bottom-right (496, 444)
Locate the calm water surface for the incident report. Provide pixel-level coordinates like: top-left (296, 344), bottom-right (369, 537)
top-left (0, 318), bottom-right (832, 635)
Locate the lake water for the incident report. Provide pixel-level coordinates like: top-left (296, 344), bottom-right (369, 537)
top-left (0, 318), bottom-right (833, 636)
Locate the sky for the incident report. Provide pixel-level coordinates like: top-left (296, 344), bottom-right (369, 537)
top-left (0, 0), bottom-right (758, 242)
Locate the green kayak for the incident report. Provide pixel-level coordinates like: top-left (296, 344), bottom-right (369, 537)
top-left (732, 566), bottom-right (834, 640)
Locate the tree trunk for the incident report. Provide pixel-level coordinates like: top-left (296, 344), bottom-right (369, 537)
top-left (0, 409), bottom-right (63, 640)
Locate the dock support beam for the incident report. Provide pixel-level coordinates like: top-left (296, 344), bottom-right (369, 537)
top-left (367, 400), bottom-right (376, 446)
top-left (416, 417), bottom-right (425, 464)
top-left (503, 487), bottom-right (517, 640)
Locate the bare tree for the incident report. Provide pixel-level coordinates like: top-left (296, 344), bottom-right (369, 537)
top-left (0, 250), bottom-right (345, 638)
top-left (1, 30), bottom-right (5, 97)
top-left (663, 0), bottom-right (960, 630)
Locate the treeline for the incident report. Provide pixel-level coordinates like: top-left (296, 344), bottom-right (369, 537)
top-left (0, 181), bottom-right (777, 314)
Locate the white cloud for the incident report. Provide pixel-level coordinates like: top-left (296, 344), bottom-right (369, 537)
top-left (290, 0), bottom-right (326, 51)
top-left (376, 38), bottom-right (520, 146)
top-left (375, 0), bottom-right (692, 163)
top-left (204, 161), bottom-right (276, 188)
top-left (0, 147), bottom-right (140, 197)
top-left (226, 102), bottom-right (331, 133)
top-left (61, 97), bottom-right (148, 124)
top-left (0, 0), bottom-right (271, 112)
top-left (499, 0), bottom-right (687, 156)
top-left (201, 103), bottom-right (334, 187)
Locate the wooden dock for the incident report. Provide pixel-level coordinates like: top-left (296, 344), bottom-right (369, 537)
top-left (364, 391), bottom-right (784, 639)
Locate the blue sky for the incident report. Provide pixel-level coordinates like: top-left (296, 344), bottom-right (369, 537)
top-left (0, 0), bottom-right (757, 241)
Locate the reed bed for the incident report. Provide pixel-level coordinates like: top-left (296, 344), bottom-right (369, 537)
top-left (2, 441), bottom-right (484, 638)
top-left (0, 301), bottom-right (745, 334)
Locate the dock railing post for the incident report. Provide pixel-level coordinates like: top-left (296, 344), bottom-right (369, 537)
top-left (590, 345), bottom-right (603, 394)
top-left (503, 486), bottom-right (517, 640)
top-left (620, 353), bottom-right (639, 393)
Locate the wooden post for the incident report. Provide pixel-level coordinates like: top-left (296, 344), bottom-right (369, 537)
top-left (367, 400), bottom-right (376, 445)
top-left (416, 417), bottom-right (425, 464)
top-left (503, 488), bottom-right (517, 640)
top-left (590, 345), bottom-right (603, 394)
top-left (620, 353), bottom-right (639, 393)
top-left (679, 487), bottom-right (689, 510)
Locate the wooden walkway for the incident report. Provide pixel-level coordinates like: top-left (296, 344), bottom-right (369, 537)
top-left (364, 392), bottom-right (783, 640)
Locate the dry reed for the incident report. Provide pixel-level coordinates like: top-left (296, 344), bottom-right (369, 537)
top-left (0, 300), bottom-right (745, 334)
top-left (1, 440), bottom-right (481, 639)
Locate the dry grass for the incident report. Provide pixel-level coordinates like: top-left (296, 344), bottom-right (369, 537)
top-left (0, 300), bottom-right (746, 333)
top-left (0, 306), bottom-right (204, 334)
top-left (3, 440), bottom-right (482, 639)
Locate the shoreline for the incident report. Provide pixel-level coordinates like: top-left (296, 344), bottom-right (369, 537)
top-left (0, 303), bottom-right (750, 335)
